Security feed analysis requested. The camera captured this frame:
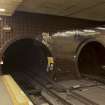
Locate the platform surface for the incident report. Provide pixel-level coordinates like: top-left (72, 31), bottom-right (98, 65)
top-left (0, 77), bottom-right (13, 105)
top-left (0, 75), bottom-right (33, 105)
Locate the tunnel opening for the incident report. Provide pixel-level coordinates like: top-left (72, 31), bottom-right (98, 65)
top-left (78, 41), bottom-right (105, 78)
top-left (1, 38), bottom-right (52, 90)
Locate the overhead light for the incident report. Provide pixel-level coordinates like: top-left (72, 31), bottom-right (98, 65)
top-left (96, 27), bottom-right (105, 30)
top-left (83, 29), bottom-right (96, 33)
top-left (0, 8), bottom-right (6, 12)
top-left (0, 60), bottom-right (3, 65)
top-left (3, 25), bottom-right (11, 31)
top-left (0, 17), bottom-right (2, 21)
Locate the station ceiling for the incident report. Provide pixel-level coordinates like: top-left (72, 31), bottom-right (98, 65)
top-left (1, 0), bottom-right (105, 21)
top-left (17, 0), bottom-right (105, 21)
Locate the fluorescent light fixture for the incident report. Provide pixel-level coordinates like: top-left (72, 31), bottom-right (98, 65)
top-left (83, 29), bottom-right (96, 33)
top-left (96, 27), bottom-right (105, 30)
top-left (0, 60), bottom-right (3, 65)
top-left (3, 26), bottom-right (11, 31)
top-left (0, 17), bottom-right (2, 21)
top-left (0, 8), bottom-right (6, 12)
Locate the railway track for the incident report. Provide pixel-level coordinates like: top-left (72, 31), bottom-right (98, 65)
top-left (23, 72), bottom-right (72, 105)
top-left (21, 71), bottom-right (101, 105)
top-left (10, 72), bottom-right (48, 105)
top-left (11, 71), bottom-right (104, 105)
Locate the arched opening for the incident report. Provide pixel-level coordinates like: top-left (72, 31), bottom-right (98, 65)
top-left (1, 39), bottom-right (52, 84)
top-left (78, 41), bottom-right (105, 78)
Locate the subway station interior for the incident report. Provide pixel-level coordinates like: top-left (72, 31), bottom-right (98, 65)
top-left (1, 0), bottom-right (105, 105)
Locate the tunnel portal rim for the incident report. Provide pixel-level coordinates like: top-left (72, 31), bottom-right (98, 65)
top-left (0, 35), bottom-right (52, 59)
top-left (75, 38), bottom-right (105, 76)
top-left (0, 35), bottom-right (53, 76)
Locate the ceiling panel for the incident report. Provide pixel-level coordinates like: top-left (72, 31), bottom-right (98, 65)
top-left (17, 0), bottom-right (105, 21)
top-left (61, 0), bottom-right (104, 16)
top-left (70, 2), bottom-right (105, 21)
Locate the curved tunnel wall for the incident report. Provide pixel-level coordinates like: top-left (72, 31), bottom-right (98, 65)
top-left (1, 38), bottom-right (52, 77)
top-left (48, 34), bottom-right (105, 80)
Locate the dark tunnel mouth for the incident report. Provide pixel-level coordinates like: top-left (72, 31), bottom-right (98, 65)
top-left (78, 41), bottom-right (105, 78)
top-left (1, 38), bottom-right (52, 77)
